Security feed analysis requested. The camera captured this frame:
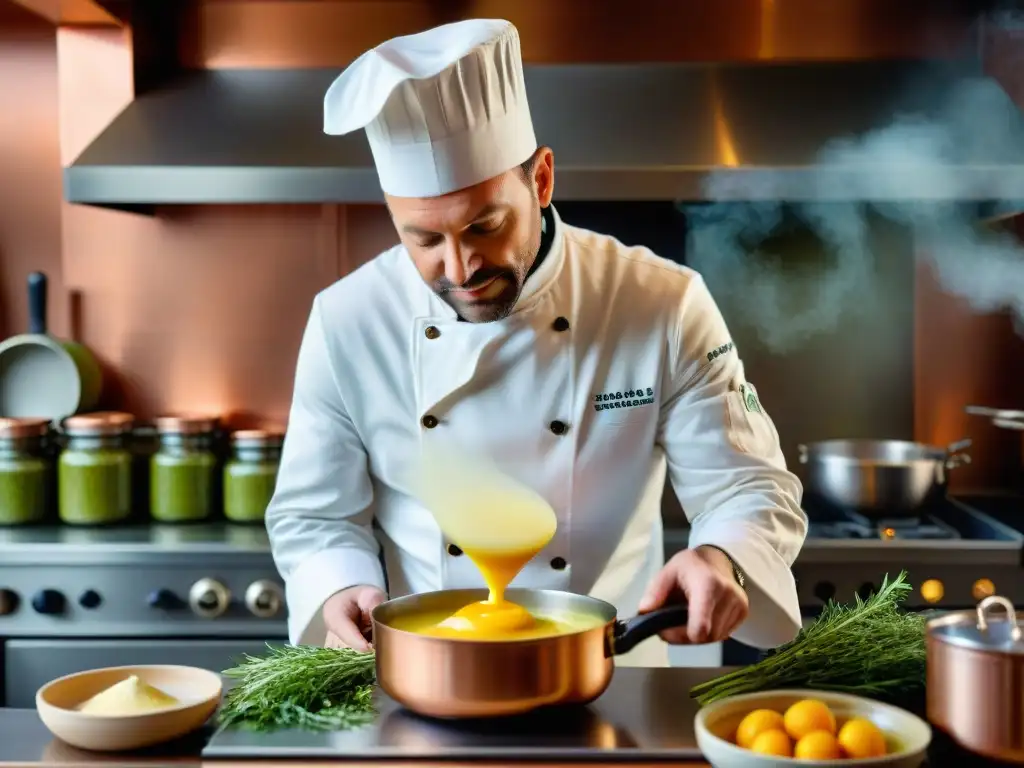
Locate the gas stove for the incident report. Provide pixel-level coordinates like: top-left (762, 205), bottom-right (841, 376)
top-left (805, 494), bottom-right (1023, 543)
top-left (792, 493), bottom-right (1024, 614)
top-left (0, 522), bottom-right (285, 708)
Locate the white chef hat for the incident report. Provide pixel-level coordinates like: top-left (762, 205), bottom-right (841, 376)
top-left (323, 19), bottom-right (537, 199)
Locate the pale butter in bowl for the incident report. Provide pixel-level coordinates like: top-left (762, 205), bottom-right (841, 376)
top-left (695, 689), bottom-right (931, 767)
top-left (36, 664), bottom-right (222, 751)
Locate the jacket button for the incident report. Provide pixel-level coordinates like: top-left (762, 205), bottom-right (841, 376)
top-left (447, 543), bottom-right (463, 556)
top-left (421, 415), bottom-right (439, 429)
top-left (549, 420), bottom-right (567, 435)
top-left (552, 316), bottom-right (570, 332)
top-left (425, 325), bottom-right (441, 340)
top-left (550, 557), bottom-right (567, 570)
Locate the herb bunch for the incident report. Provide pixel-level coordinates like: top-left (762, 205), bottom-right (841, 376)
top-left (217, 644), bottom-right (377, 731)
top-left (690, 571), bottom-right (927, 708)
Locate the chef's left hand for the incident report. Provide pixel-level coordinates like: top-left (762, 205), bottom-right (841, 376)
top-left (638, 546), bottom-right (749, 644)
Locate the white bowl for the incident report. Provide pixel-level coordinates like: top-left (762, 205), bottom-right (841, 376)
top-left (695, 689), bottom-right (931, 767)
top-left (36, 664), bottom-right (222, 752)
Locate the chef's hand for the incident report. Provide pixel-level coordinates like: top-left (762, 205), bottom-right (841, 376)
top-left (638, 546), bottom-right (748, 644)
top-left (322, 585), bottom-right (387, 651)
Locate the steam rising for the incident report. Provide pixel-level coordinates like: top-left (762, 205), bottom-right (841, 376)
top-left (686, 51), bottom-right (1024, 352)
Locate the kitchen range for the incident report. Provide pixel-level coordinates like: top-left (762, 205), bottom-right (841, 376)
top-left (4, 482), bottom-right (1024, 707)
top-left (0, 524), bottom-right (286, 708)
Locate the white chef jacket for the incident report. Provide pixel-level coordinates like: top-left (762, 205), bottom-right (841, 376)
top-left (266, 205), bottom-right (807, 667)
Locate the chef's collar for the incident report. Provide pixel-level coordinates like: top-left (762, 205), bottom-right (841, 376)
top-left (454, 203), bottom-right (562, 322)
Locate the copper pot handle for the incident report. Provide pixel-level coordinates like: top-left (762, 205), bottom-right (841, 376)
top-left (608, 604), bottom-right (690, 656)
top-left (976, 595), bottom-right (1023, 642)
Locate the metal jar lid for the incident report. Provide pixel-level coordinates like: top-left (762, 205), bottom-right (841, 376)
top-left (154, 414), bottom-right (219, 435)
top-left (0, 417), bottom-right (51, 439)
top-left (927, 595), bottom-right (1024, 653)
top-left (231, 428), bottom-right (285, 448)
top-left (63, 411), bottom-right (135, 437)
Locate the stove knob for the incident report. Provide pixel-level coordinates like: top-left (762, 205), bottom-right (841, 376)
top-left (244, 580), bottom-right (284, 618)
top-left (147, 589), bottom-right (185, 610)
top-left (813, 582), bottom-right (836, 603)
top-left (857, 582), bottom-right (876, 601)
top-left (0, 589), bottom-right (19, 616)
top-left (31, 589), bottom-right (65, 615)
top-left (78, 590), bottom-right (102, 609)
top-left (188, 578), bottom-right (231, 619)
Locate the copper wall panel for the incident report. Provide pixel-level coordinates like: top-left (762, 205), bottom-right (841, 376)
top-left (7, 0), bottom-right (119, 26)
top-left (342, 204), bottom-right (397, 274)
top-left (0, 1), bottom-right (65, 340)
top-left (183, 0), bottom-right (980, 69)
top-left (913, 258), bottom-right (1024, 490)
top-left (51, 23), bottom-right (342, 422)
top-left (2, 0), bottom-right (1018, 469)
top-left (55, 26), bottom-right (131, 165)
top-left (909, 17), bottom-right (1024, 491)
top-left (60, 204), bottom-right (340, 423)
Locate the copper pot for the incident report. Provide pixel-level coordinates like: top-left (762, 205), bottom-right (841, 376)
top-left (927, 595), bottom-right (1024, 763)
top-left (371, 588), bottom-right (688, 719)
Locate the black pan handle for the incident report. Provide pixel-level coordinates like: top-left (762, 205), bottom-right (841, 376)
top-left (27, 272), bottom-right (47, 335)
top-left (609, 603), bottom-right (689, 656)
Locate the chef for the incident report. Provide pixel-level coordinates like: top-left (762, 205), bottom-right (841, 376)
top-left (266, 18), bottom-right (807, 667)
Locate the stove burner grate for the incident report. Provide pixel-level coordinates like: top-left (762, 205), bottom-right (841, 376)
top-left (803, 497), bottom-right (970, 541)
top-left (808, 517), bottom-right (959, 540)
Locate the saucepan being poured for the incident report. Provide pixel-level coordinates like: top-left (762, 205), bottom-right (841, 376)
top-left (405, 444), bottom-right (557, 638)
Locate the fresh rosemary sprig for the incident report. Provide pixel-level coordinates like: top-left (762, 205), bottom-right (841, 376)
top-left (690, 571), bottom-right (927, 708)
top-left (217, 644), bottom-right (378, 732)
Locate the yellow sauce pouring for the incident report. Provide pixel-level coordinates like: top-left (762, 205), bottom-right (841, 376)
top-left (406, 445), bottom-right (557, 639)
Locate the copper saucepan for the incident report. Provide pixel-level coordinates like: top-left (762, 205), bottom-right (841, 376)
top-left (371, 587), bottom-right (689, 719)
top-left (927, 595), bottom-right (1024, 763)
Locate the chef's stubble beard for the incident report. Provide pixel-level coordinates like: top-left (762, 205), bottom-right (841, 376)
top-left (439, 204), bottom-right (543, 323)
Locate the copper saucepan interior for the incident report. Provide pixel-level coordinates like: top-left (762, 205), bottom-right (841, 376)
top-left (371, 588), bottom-right (689, 719)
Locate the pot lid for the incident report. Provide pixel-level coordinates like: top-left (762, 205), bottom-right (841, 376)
top-left (928, 595), bottom-right (1024, 653)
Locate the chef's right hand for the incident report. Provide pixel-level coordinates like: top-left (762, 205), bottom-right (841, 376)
top-left (322, 585), bottom-right (387, 651)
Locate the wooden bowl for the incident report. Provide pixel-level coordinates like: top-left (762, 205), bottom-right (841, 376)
top-left (695, 690), bottom-right (931, 767)
top-left (36, 665), bottom-right (222, 752)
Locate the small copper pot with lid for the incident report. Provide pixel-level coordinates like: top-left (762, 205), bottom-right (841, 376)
top-left (927, 595), bottom-right (1024, 763)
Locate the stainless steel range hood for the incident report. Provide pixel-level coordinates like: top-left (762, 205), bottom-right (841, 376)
top-left (63, 59), bottom-right (1024, 210)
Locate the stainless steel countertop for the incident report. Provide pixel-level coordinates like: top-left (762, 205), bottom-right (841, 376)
top-left (0, 708), bottom-right (206, 765)
top-left (0, 522), bottom-right (270, 554)
top-left (0, 523), bottom-right (1016, 566)
top-left (0, 667), bottom-right (732, 764)
top-left (2, 490), bottom-right (1023, 567)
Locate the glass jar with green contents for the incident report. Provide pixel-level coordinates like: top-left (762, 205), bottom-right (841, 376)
top-left (151, 415), bottom-right (219, 523)
top-left (224, 428), bottom-right (283, 523)
top-left (129, 422), bottom-right (160, 520)
top-left (59, 412), bottom-right (134, 525)
top-left (0, 417), bottom-right (53, 526)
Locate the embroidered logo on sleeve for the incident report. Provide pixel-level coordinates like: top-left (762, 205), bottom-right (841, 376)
top-left (739, 382), bottom-right (762, 414)
top-left (593, 387), bottom-right (655, 412)
top-left (706, 341), bottom-right (734, 362)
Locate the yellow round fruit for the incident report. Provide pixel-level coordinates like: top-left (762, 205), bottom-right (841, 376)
top-left (749, 729), bottom-right (793, 757)
top-left (794, 730), bottom-right (842, 760)
top-left (783, 698), bottom-right (837, 740)
top-left (735, 709), bottom-right (786, 749)
top-left (838, 717), bottom-right (887, 758)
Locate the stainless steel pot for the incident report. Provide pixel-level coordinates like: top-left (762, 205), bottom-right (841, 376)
top-left (927, 595), bottom-right (1024, 763)
top-left (372, 588), bottom-right (689, 719)
top-left (965, 405), bottom-right (1024, 431)
top-left (797, 438), bottom-right (971, 519)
